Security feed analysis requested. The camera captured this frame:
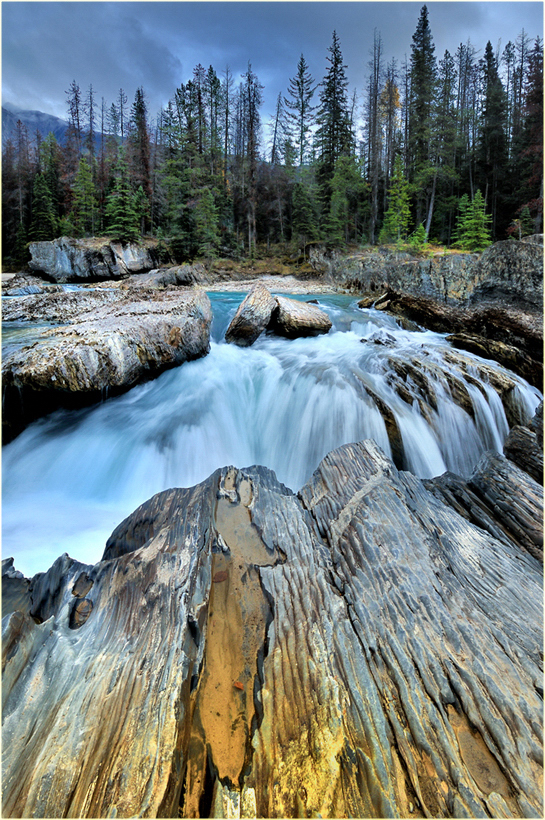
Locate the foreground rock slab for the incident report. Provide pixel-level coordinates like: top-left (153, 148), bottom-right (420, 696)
top-left (2, 439), bottom-right (542, 818)
top-left (2, 288), bottom-right (212, 442)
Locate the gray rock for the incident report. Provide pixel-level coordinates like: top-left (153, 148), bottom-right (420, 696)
top-left (469, 450), bottom-right (543, 561)
top-left (2, 289), bottom-right (212, 442)
top-left (28, 237), bottom-right (163, 282)
top-left (268, 294), bottom-right (332, 338)
top-left (122, 263), bottom-right (206, 289)
top-left (312, 239), bottom-right (543, 311)
top-left (503, 424), bottom-right (543, 484)
top-left (225, 283), bottom-right (278, 346)
top-left (2, 440), bottom-right (542, 818)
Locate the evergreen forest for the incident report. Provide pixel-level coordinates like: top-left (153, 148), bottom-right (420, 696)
top-left (2, 5), bottom-right (543, 267)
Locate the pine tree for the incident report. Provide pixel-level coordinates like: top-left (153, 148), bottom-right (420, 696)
top-left (29, 173), bottom-right (57, 240)
top-left (194, 187), bottom-right (220, 256)
top-left (408, 5), bottom-right (437, 224)
top-left (71, 156), bottom-right (97, 236)
top-left (292, 180), bottom-right (318, 247)
top-left (105, 150), bottom-right (140, 242)
top-left (127, 87), bottom-right (152, 230)
top-left (315, 32), bottom-right (353, 186)
top-left (478, 41), bottom-right (508, 236)
top-left (378, 154), bottom-right (410, 244)
top-left (285, 54), bottom-right (316, 167)
top-left (453, 189), bottom-right (492, 251)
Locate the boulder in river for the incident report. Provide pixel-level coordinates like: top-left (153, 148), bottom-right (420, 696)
top-left (269, 294), bottom-right (332, 338)
top-left (2, 288), bottom-right (212, 442)
top-left (2, 438), bottom-right (542, 818)
top-left (225, 287), bottom-right (332, 344)
top-left (225, 282), bottom-right (278, 346)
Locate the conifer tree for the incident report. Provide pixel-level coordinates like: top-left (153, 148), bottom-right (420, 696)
top-left (408, 5), bottom-right (437, 224)
top-left (105, 150), bottom-right (140, 242)
top-left (29, 173), bottom-right (57, 240)
top-left (127, 87), bottom-right (152, 230)
top-left (292, 180), bottom-right (318, 247)
top-left (478, 41), bottom-right (508, 236)
top-left (453, 189), bottom-right (492, 250)
top-left (315, 32), bottom-right (353, 185)
top-left (71, 156), bottom-right (97, 236)
top-left (194, 187), bottom-right (220, 256)
top-left (378, 154), bottom-right (410, 243)
top-left (285, 54), bottom-right (316, 167)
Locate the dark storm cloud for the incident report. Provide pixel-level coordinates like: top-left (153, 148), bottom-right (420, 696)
top-left (2, 1), bottom-right (543, 130)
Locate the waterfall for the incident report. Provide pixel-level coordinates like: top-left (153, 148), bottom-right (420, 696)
top-left (2, 293), bottom-right (541, 577)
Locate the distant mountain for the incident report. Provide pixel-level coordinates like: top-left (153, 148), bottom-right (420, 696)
top-left (2, 105), bottom-right (69, 147)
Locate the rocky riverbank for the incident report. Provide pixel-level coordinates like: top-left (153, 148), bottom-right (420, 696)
top-left (2, 402), bottom-right (542, 818)
top-left (310, 235), bottom-right (544, 311)
top-left (2, 288), bottom-right (212, 442)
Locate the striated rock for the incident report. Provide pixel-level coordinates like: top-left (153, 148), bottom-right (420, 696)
top-left (225, 283), bottom-right (278, 346)
top-left (503, 424), bottom-right (543, 483)
top-left (446, 332), bottom-right (542, 390)
top-left (425, 402), bottom-right (544, 557)
top-left (469, 451), bottom-right (543, 561)
top-left (28, 237), bottom-right (165, 283)
top-left (267, 294), bottom-right (332, 338)
top-left (2, 440), bottom-right (543, 818)
top-left (2, 289), bottom-right (212, 442)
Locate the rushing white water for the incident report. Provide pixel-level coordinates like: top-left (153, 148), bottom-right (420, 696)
top-left (2, 293), bottom-right (541, 577)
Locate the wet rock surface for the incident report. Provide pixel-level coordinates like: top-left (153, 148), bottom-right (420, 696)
top-left (2, 435), bottom-right (543, 818)
top-left (225, 285), bottom-right (332, 345)
top-left (2, 288), bottom-right (212, 442)
top-left (357, 290), bottom-right (543, 388)
top-left (225, 283), bottom-right (278, 346)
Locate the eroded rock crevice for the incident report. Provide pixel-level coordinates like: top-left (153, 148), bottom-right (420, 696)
top-left (178, 469), bottom-right (281, 817)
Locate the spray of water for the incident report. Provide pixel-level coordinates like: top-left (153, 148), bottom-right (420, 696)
top-left (2, 293), bottom-right (540, 577)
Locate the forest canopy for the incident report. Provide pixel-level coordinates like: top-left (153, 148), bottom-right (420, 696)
top-left (2, 5), bottom-right (542, 266)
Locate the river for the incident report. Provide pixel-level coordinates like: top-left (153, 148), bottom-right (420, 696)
top-left (2, 292), bottom-right (541, 578)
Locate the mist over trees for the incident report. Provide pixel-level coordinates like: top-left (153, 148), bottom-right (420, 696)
top-left (3, 5), bottom-right (542, 266)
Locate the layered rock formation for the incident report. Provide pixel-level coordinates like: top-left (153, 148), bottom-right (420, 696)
top-left (2, 429), bottom-right (542, 818)
top-left (225, 284), bottom-right (332, 345)
top-left (2, 288), bottom-right (212, 442)
top-left (312, 237), bottom-right (544, 311)
top-left (28, 237), bottom-right (167, 282)
top-left (358, 291), bottom-right (543, 389)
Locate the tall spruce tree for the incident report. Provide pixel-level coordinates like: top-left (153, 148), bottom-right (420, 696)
top-left (478, 41), bottom-right (508, 236)
top-left (127, 88), bottom-right (152, 230)
top-left (408, 5), bottom-right (437, 225)
top-left (71, 155), bottom-right (97, 236)
top-left (285, 54), bottom-right (316, 167)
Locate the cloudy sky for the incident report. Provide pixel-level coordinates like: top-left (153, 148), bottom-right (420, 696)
top-left (2, 1), bottom-right (543, 133)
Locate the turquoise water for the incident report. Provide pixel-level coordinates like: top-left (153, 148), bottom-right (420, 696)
top-left (2, 292), bottom-right (541, 578)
